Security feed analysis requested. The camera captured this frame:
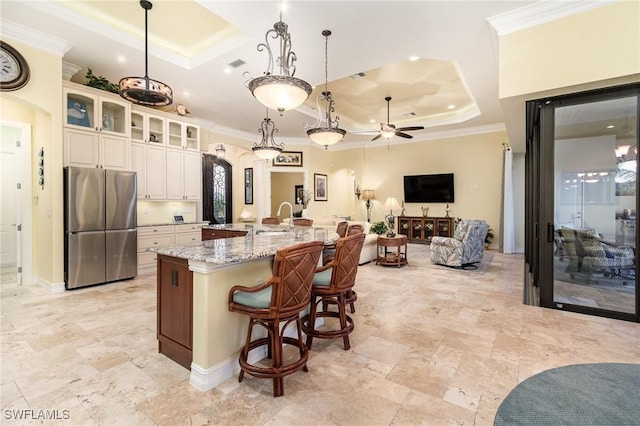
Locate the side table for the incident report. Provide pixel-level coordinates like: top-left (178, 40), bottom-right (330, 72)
top-left (376, 235), bottom-right (408, 267)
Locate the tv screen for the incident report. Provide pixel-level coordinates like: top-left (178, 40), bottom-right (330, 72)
top-left (403, 173), bottom-right (454, 203)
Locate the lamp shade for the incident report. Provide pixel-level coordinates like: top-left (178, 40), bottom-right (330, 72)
top-left (253, 146), bottom-right (282, 160)
top-left (249, 75), bottom-right (311, 113)
top-left (307, 127), bottom-right (346, 146)
top-left (362, 189), bottom-right (376, 200)
top-left (384, 197), bottom-right (401, 211)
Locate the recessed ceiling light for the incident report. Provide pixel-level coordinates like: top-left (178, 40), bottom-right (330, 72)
top-left (117, 55), bottom-right (126, 63)
top-left (607, 124), bottom-right (615, 129)
top-left (183, 91), bottom-right (190, 97)
top-left (409, 55), bottom-right (419, 61)
top-left (224, 67), bottom-right (232, 74)
top-left (448, 104), bottom-right (455, 110)
top-left (350, 72), bottom-right (366, 79)
top-left (370, 119), bottom-right (376, 123)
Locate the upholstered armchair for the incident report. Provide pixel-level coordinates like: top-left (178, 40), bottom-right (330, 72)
top-left (430, 220), bottom-right (489, 268)
top-left (558, 228), bottom-right (635, 281)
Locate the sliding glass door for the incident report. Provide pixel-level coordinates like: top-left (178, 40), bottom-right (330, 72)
top-left (529, 84), bottom-right (639, 321)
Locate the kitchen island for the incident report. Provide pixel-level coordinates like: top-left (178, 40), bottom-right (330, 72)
top-left (150, 223), bottom-right (338, 391)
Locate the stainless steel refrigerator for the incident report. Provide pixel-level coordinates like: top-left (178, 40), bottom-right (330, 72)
top-left (64, 167), bottom-right (137, 289)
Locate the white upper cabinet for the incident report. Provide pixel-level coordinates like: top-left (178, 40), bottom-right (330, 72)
top-left (64, 85), bottom-right (130, 137)
top-left (166, 119), bottom-right (200, 151)
top-left (131, 109), bottom-right (166, 146)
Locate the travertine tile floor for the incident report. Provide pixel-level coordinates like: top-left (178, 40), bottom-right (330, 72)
top-left (2, 244), bottom-right (639, 425)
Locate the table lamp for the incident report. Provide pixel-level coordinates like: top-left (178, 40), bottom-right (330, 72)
top-left (362, 189), bottom-right (376, 222)
top-left (384, 197), bottom-right (401, 237)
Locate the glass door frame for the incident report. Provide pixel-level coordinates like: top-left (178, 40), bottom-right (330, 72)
top-left (528, 83), bottom-right (640, 322)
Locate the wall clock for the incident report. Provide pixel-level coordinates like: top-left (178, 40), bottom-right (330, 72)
top-left (0, 41), bottom-right (30, 91)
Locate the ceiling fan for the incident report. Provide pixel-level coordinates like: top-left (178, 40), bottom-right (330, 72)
top-left (369, 96), bottom-right (424, 141)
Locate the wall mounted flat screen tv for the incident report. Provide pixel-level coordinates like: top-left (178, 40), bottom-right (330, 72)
top-left (403, 173), bottom-right (454, 203)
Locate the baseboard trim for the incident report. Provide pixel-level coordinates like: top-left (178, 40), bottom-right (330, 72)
top-left (34, 276), bottom-right (65, 293)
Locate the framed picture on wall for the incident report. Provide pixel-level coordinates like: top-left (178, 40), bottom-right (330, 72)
top-left (295, 184), bottom-right (304, 204)
top-left (244, 168), bottom-right (253, 204)
top-left (273, 151), bottom-right (303, 167)
top-left (314, 173), bottom-right (327, 201)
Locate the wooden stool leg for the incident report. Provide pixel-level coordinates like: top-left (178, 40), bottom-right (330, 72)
top-left (337, 294), bottom-right (351, 350)
top-left (239, 318), bottom-right (256, 382)
top-left (296, 317), bottom-right (309, 372)
top-left (305, 294), bottom-right (318, 350)
top-left (271, 320), bottom-right (283, 397)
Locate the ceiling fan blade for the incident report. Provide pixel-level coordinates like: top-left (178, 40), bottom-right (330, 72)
top-left (395, 132), bottom-right (413, 139)
top-left (396, 126), bottom-right (425, 132)
top-left (371, 133), bottom-right (383, 141)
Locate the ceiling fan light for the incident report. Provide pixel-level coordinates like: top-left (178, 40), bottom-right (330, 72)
top-left (307, 127), bottom-right (346, 146)
top-left (119, 1), bottom-right (172, 107)
top-left (119, 76), bottom-right (173, 106)
top-left (381, 130), bottom-right (395, 139)
top-left (249, 75), bottom-right (312, 113)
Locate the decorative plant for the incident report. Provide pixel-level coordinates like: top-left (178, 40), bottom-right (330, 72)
top-left (293, 210), bottom-right (303, 218)
top-left (85, 68), bottom-right (119, 93)
top-left (370, 221), bottom-right (388, 235)
top-left (297, 189), bottom-right (312, 209)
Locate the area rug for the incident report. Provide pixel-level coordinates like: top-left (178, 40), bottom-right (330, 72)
top-left (408, 244), bottom-right (494, 275)
top-left (494, 363), bottom-right (640, 425)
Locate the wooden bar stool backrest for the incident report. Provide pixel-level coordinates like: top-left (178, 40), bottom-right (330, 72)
top-left (292, 218), bottom-right (314, 227)
top-left (335, 221), bottom-right (349, 238)
top-left (347, 223), bottom-right (364, 235)
top-left (325, 232), bottom-right (365, 292)
top-left (262, 217), bottom-right (281, 225)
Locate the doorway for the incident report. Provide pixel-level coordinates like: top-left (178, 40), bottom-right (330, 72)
top-left (527, 84), bottom-right (639, 321)
top-left (202, 154), bottom-right (232, 224)
top-left (1, 122), bottom-right (31, 287)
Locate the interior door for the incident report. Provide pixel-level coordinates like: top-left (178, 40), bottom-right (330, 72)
top-left (0, 126), bottom-right (21, 285)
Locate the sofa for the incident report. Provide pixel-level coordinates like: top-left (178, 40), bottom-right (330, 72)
top-left (283, 216), bottom-right (378, 265)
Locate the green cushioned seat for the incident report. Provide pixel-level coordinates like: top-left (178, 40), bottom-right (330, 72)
top-left (232, 286), bottom-right (272, 308)
top-left (312, 268), bottom-right (333, 287)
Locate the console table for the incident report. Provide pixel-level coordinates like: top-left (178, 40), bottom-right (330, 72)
top-left (398, 216), bottom-right (453, 244)
top-left (376, 235), bottom-right (408, 267)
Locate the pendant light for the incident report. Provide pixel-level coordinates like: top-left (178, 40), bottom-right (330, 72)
top-left (119, 1), bottom-right (173, 106)
top-left (246, 2), bottom-right (311, 114)
top-left (305, 30), bottom-right (346, 148)
top-left (252, 109), bottom-right (284, 160)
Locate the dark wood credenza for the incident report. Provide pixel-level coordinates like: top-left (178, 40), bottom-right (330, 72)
top-left (397, 216), bottom-right (454, 244)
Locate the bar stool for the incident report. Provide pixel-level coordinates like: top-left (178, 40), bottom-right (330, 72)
top-left (344, 223), bottom-right (365, 312)
top-left (292, 218), bottom-right (314, 226)
top-left (302, 232), bottom-right (365, 351)
top-left (228, 240), bottom-right (324, 397)
top-left (322, 221), bottom-right (348, 265)
top-left (261, 217), bottom-right (281, 225)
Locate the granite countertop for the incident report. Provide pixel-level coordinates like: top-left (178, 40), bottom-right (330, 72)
top-left (150, 224), bottom-right (338, 266)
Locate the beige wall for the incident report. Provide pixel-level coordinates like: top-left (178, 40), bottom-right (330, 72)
top-left (499, 1), bottom-right (640, 99)
top-left (0, 41), bottom-right (63, 286)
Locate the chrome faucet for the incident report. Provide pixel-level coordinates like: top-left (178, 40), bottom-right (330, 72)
top-left (277, 202), bottom-right (293, 226)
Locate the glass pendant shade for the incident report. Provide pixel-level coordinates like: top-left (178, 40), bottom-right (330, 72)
top-left (249, 75), bottom-right (311, 113)
top-left (307, 127), bottom-right (346, 146)
top-left (382, 130), bottom-right (396, 139)
top-left (119, 1), bottom-right (172, 106)
top-left (253, 146), bottom-right (282, 160)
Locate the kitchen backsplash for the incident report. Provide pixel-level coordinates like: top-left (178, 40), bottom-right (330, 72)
top-left (137, 201), bottom-right (198, 225)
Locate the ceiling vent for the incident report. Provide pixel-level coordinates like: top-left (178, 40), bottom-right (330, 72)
top-left (228, 59), bottom-right (246, 68)
top-left (403, 112), bottom-right (417, 117)
top-left (350, 72), bottom-right (366, 79)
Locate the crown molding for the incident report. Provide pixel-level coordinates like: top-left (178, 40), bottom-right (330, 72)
top-left (487, 0), bottom-right (615, 36)
top-left (0, 19), bottom-right (71, 56)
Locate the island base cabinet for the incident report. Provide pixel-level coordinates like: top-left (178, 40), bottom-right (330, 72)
top-left (157, 254), bottom-right (192, 370)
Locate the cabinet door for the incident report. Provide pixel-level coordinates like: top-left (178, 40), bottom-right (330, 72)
top-left (130, 111), bottom-right (145, 144)
top-left (98, 97), bottom-right (129, 137)
top-left (64, 88), bottom-right (97, 131)
top-left (437, 218), bottom-right (452, 237)
top-left (410, 219), bottom-right (423, 241)
top-left (64, 128), bottom-right (99, 168)
top-left (131, 143), bottom-right (147, 199)
top-left (158, 255), bottom-right (192, 350)
top-left (146, 145), bottom-right (167, 199)
top-left (100, 135), bottom-right (130, 171)
top-left (398, 218), bottom-right (410, 237)
top-left (424, 219), bottom-right (436, 242)
top-left (147, 114), bottom-right (166, 146)
top-left (185, 124), bottom-right (199, 151)
top-left (183, 150), bottom-right (201, 200)
top-left (165, 149), bottom-right (184, 200)
top-left (167, 119), bottom-right (184, 149)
